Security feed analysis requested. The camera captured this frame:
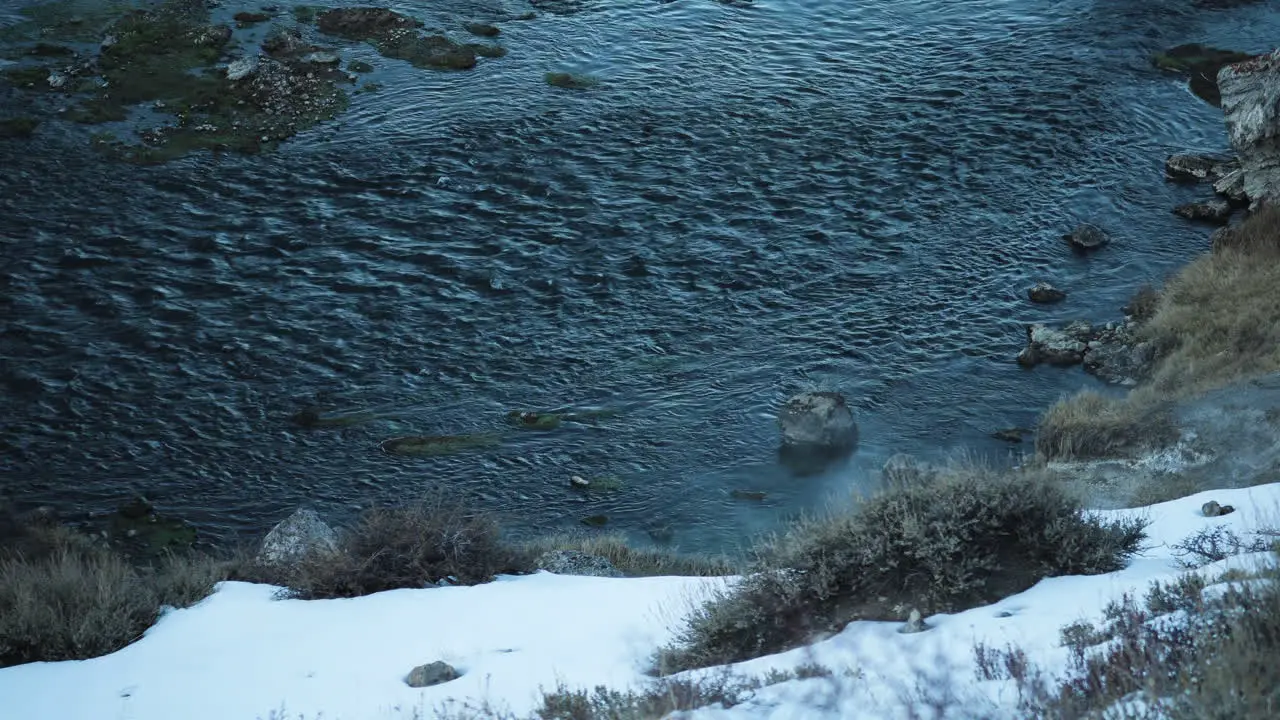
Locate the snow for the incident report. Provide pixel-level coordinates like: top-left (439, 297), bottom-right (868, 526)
top-left (2, 483), bottom-right (1278, 720)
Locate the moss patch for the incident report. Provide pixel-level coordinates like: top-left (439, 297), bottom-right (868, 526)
top-left (0, 117), bottom-right (40, 138)
top-left (1152, 44), bottom-right (1256, 107)
top-left (546, 71), bottom-right (598, 89)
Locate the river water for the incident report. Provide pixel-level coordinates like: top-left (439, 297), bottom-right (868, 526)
top-left (2, 0), bottom-right (1278, 554)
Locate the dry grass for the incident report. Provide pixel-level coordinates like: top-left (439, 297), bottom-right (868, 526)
top-left (518, 532), bottom-right (740, 578)
top-left (1037, 206), bottom-right (1280, 461)
top-left (656, 463), bottom-right (1146, 673)
top-left (0, 522), bottom-right (226, 667)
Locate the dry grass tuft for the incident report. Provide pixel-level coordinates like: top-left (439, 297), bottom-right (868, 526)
top-left (518, 533), bottom-right (740, 578)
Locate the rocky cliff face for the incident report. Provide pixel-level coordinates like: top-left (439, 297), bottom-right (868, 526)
top-left (1219, 50), bottom-right (1280, 206)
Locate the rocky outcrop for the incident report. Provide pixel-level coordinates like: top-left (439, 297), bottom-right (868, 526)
top-left (258, 508), bottom-right (339, 566)
top-left (777, 392), bottom-right (858, 450)
top-left (1017, 320), bottom-right (1155, 386)
top-left (535, 550), bottom-right (623, 578)
top-left (1165, 152), bottom-right (1239, 182)
top-left (1219, 50), bottom-right (1280, 206)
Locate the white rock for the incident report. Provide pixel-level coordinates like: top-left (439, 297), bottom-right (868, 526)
top-left (226, 56), bottom-right (259, 82)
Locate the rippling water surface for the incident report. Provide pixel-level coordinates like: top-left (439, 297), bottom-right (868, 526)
top-left (3, 0), bottom-right (1279, 552)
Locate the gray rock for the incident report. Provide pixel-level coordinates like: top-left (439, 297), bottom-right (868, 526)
top-left (226, 56), bottom-right (259, 81)
top-left (1165, 152), bottom-right (1239, 182)
top-left (900, 608), bottom-right (927, 634)
top-left (47, 71), bottom-right (69, 89)
top-left (1219, 51), bottom-right (1280, 206)
top-left (1213, 168), bottom-right (1249, 205)
top-left (405, 661), bottom-right (460, 688)
top-left (777, 391), bottom-right (858, 449)
top-left (1024, 323), bottom-right (1087, 366)
top-left (1027, 281), bottom-right (1066, 304)
top-left (535, 549), bottom-right (623, 578)
top-left (1064, 224), bottom-right (1109, 252)
top-left (1202, 500), bottom-right (1236, 517)
top-left (257, 508), bottom-right (338, 566)
top-left (1173, 198), bottom-right (1233, 224)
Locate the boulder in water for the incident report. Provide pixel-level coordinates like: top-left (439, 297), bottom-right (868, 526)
top-left (1063, 224), bottom-right (1109, 252)
top-left (777, 391), bottom-right (858, 451)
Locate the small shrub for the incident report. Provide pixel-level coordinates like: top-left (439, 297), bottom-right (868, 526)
top-left (1171, 526), bottom-right (1276, 569)
top-left (535, 673), bottom-right (755, 719)
top-left (518, 532), bottom-right (739, 577)
top-left (0, 524), bottom-right (224, 667)
top-left (281, 494), bottom-right (527, 599)
top-left (1124, 284), bottom-right (1161, 324)
top-left (657, 466), bottom-right (1147, 672)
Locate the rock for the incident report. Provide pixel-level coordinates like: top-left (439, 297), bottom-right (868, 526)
top-left (900, 608), bottom-right (927, 634)
top-left (1173, 198), bottom-right (1233, 224)
top-left (1165, 152), bottom-right (1239, 182)
top-left (568, 475), bottom-right (590, 489)
top-left (316, 8), bottom-right (419, 40)
top-left (192, 24), bottom-right (233, 49)
top-left (1153, 44), bottom-right (1256, 106)
top-left (1213, 168), bottom-right (1250, 205)
top-left (1064, 224), bottom-right (1109, 252)
top-left (777, 391), bottom-right (858, 450)
top-left (507, 411), bottom-right (562, 430)
top-left (301, 51), bottom-right (341, 66)
top-left (730, 489), bottom-right (768, 501)
top-left (535, 549), bottom-right (622, 578)
top-left (1201, 501), bottom-right (1236, 517)
top-left (1027, 281), bottom-right (1066, 304)
top-left (380, 434), bottom-right (501, 456)
top-left (404, 661), bottom-right (460, 688)
top-left (1024, 323), bottom-right (1087, 366)
top-left (465, 23), bottom-right (500, 37)
top-left (1219, 50), bottom-right (1280, 207)
top-left (262, 27), bottom-right (312, 57)
top-left (47, 71), bottom-right (69, 89)
top-left (226, 57), bottom-right (259, 81)
top-left (545, 72), bottom-right (598, 89)
top-left (258, 508), bottom-right (339, 566)
top-left (233, 11), bottom-right (270, 24)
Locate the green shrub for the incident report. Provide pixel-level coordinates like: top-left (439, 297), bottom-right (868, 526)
top-left (658, 466), bottom-right (1147, 672)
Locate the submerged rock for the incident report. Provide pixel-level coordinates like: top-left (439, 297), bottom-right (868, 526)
top-left (777, 391), bottom-right (858, 450)
top-left (106, 496), bottom-right (197, 556)
top-left (258, 508), bottom-right (338, 566)
top-left (535, 550), bottom-right (622, 578)
top-left (1027, 281), bottom-right (1066, 304)
top-left (1153, 44), bottom-right (1256, 107)
top-left (380, 434), bottom-right (500, 456)
top-left (506, 410), bottom-right (562, 431)
top-left (545, 72), bottom-right (598, 89)
top-left (1063, 224), bottom-right (1109, 252)
top-left (1219, 50), bottom-right (1280, 206)
top-left (316, 8), bottom-right (419, 40)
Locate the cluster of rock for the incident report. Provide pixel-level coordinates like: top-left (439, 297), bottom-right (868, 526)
top-left (1016, 320), bottom-right (1156, 386)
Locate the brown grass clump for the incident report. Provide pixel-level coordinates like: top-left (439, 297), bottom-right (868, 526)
top-left (0, 519), bottom-right (225, 667)
top-left (1038, 206), bottom-right (1280, 461)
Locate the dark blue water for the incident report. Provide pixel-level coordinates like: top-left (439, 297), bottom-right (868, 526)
top-left (2, 0), bottom-right (1278, 554)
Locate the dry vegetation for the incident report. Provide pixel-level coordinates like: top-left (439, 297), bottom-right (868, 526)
top-left (517, 532), bottom-right (740, 578)
top-left (655, 463), bottom-right (1146, 673)
top-left (1037, 205), bottom-right (1280, 461)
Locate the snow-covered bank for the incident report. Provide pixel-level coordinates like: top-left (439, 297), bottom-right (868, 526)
top-left (2, 484), bottom-right (1277, 720)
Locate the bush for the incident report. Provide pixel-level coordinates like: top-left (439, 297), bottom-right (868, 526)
top-left (279, 495), bottom-right (527, 599)
top-left (657, 466), bottom-right (1147, 672)
top-left (518, 532), bottom-right (740, 578)
top-left (0, 522), bottom-right (224, 667)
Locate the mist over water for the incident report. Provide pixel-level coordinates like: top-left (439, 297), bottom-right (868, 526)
top-left (3, 0), bottom-right (1278, 553)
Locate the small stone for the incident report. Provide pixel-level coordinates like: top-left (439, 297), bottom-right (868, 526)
top-left (1027, 281), bottom-right (1066, 304)
top-left (1064, 224), bottom-right (1109, 252)
top-left (405, 661), bottom-right (460, 688)
top-left (47, 72), bottom-right (68, 89)
top-left (569, 475), bottom-right (590, 488)
top-left (900, 608), bottom-right (927, 634)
